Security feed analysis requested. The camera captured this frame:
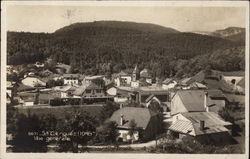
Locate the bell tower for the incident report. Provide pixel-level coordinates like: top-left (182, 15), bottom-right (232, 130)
top-left (132, 65), bottom-right (139, 81)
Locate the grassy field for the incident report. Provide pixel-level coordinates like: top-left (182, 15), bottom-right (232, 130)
top-left (17, 105), bottom-right (104, 120)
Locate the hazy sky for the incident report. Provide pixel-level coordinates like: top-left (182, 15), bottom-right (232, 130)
top-left (7, 5), bottom-right (246, 33)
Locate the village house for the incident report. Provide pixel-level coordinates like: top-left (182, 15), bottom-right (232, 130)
top-left (168, 112), bottom-right (232, 145)
top-left (73, 82), bottom-right (113, 104)
top-left (114, 71), bottom-right (132, 87)
top-left (21, 76), bottom-right (46, 88)
top-left (41, 69), bottom-right (53, 77)
top-left (52, 85), bottom-right (79, 98)
top-left (189, 81), bottom-right (207, 90)
top-left (84, 75), bottom-right (104, 84)
top-left (219, 71), bottom-right (245, 94)
top-left (63, 74), bottom-right (83, 85)
top-left (162, 78), bottom-right (177, 90)
top-left (136, 88), bottom-right (170, 107)
top-left (144, 94), bottom-right (162, 108)
top-left (170, 89), bottom-right (227, 115)
top-left (140, 68), bottom-right (153, 84)
top-left (131, 65), bottom-right (140, 88)
top-left (7, 81), bottom-right (16, 101)
top-left (109, 107), bottom-right (162, 142)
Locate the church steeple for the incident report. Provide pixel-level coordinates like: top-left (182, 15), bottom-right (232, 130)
top-left (132, 65), bottom-right (140, 81)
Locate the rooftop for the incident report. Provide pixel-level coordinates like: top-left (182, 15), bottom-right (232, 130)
top-left (169, 112), bottom-right (232, 136)
top-left (182, 112), bottom-right (232, 135)
top-left (109, 107), bottom-right (157, 129)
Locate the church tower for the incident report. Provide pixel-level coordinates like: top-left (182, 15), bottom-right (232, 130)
top-left (132, 65), bottom-right (140, 81)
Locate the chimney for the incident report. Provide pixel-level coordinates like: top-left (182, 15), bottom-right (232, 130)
top-left (120, 114), bottom-right (124, 125)
top-left (204, 91), bottom-right (209, 112)
top-left (200, 120), bottom-right (205, 131)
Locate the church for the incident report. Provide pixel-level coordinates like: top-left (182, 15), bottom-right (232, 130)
top-left (114, 65), bottom-right (153, 88)
top-left (131, 65), bottom-right (152, 88)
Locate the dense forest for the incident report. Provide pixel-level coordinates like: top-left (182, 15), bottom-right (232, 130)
top-left (7, 21), bottom-right (245, 78)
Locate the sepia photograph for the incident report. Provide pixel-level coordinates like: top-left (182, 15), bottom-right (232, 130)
top-left (0, 1), bottom-right (249, 159)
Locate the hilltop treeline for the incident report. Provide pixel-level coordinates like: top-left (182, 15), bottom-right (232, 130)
top-left (7, 21), bottom-right (245, 78)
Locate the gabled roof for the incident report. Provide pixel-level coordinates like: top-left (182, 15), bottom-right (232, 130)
top-left (86, 82), bottom-right (103, 90)
top-left (73, 84), bottom-right (90, 96)
top-left (176, 90), bottom-right (205, 112)
top-left (190, 82), bottom-right (207, 89)
top-left (109, 107), bottom-right (157, 129)
top-left (192, 70), bottom-right (206, 83)
top-left (145, 94), bottom-right (155, 103)
top-left (117, 71), bottom-right (130, 77)
top-left (133, 65), bottom-right (139, 74)
top-left (206, 89), bottom-right (225, 98)
top-left (180, 77), bottom-right (194, 85)
top-left (140, 69), bottom-right (151, 78)
top-left (63, 74), bottom-right (81, 78)
top-left (53, 85), bottom-right (77, 92)
top-left (182, 112), bottom-right (232, 135)
top-left (169, 112), bottom-right (232, 136)
top-left (169, 120), bottom-right (193, 134)
top-left (162, 78), bottom-right (172, 84)
top-left (17, 84), bottom-right (36, 92)
top-left (238, 78), bottom-right (245, 88)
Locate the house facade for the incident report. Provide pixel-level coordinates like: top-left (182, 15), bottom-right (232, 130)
top-left (63, 74), bottom-right (81, 85)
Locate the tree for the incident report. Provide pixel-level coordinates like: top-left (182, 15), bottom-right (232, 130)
top-left (128, 119), bottom-right (137, 143)
top-left (148, 100), bottom-right (163, 114)
top-left (94, 121), bottom-right (119, 145)
top-left (12, 113), bottom-right (48, 152)
top-left (56, 111), bottom-right (97, 153)
top-left (92, 78), bottom-right (105, 88)
top-left (100, 101), bottom-right (119, 122)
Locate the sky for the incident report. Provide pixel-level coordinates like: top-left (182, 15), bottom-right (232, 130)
top-left (7, 5), bottom-right (246, 33)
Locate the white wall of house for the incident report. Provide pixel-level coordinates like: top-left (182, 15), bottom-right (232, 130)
top-left (131, 81), bottom-right (139, 88)
top-left (171, 94), bottom-right (188, 115)
top-left (61, 92), bottom-right (68, 98)
top-left (118, 129), bottom-right (139, 142)
top-left (115, 76), bottom-right (132, 87)
top-left (7, 89), bottom-right (12, 98)
top-left (64, 78), bottom-right (79, 85)
top-left (223, 76), bottom-right (243, 86)
top-left (24, 101), bottom-right (34, 106)
top-left (114, 97), bottom-right (129, 103)
top-left (107, 87), bottom-right (117, 96)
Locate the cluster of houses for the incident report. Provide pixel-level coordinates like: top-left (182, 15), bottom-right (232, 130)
top-left (6, 63), bottom-right (245, 145)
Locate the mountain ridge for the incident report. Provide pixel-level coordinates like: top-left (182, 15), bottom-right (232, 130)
top-left (7, 21), bottom-right (244, 78)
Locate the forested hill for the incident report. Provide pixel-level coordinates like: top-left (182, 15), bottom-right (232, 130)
top-left (211, 27), bottom-right (245, 45)
top-left (7, 21), bottom-right (244, 78)
top-left (55, 21), bottom-right (180, 34)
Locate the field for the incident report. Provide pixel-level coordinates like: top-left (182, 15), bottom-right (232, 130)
top-left (17, 105), bottom-right (104, 120)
